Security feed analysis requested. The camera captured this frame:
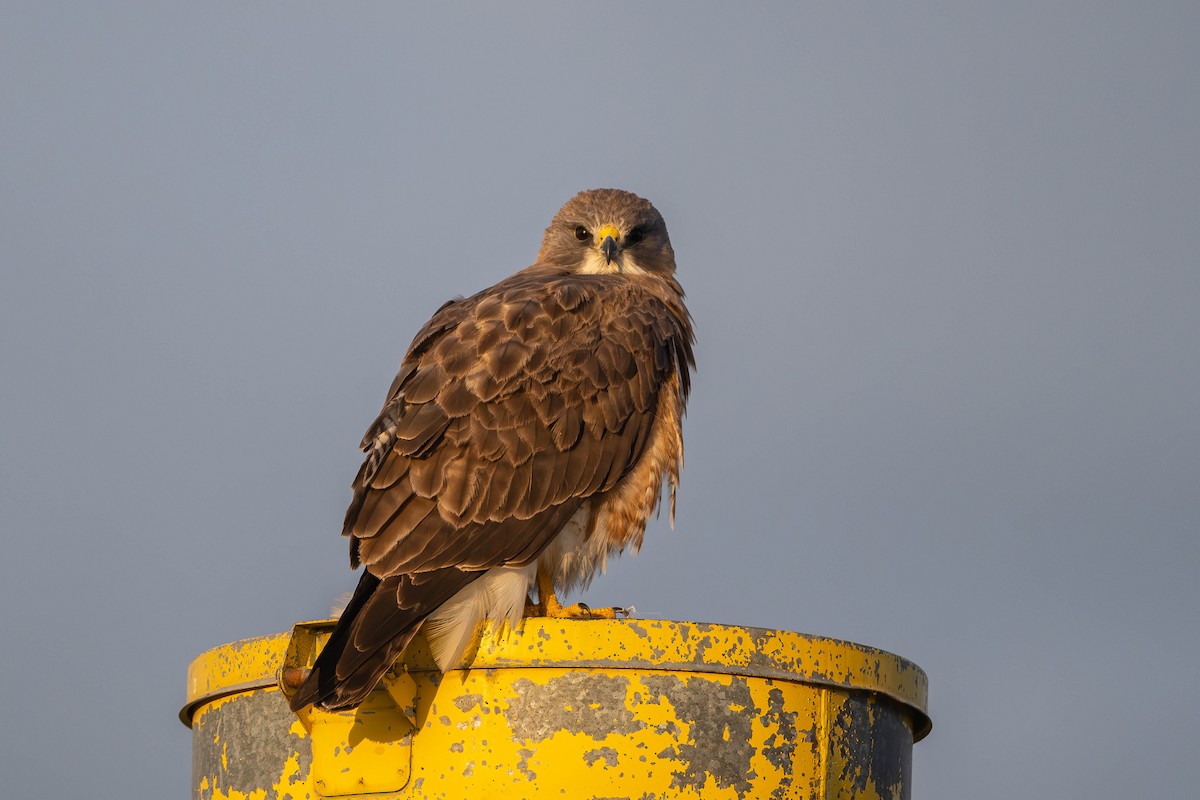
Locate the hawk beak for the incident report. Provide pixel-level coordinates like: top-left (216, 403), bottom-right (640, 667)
top-left (597, 224), bottom-right (620, 264)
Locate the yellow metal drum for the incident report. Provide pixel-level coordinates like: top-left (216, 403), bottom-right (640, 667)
top-left (182, 619), bottom-right (930, 800)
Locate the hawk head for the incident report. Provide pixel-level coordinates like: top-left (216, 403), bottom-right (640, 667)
top-left (537, 189), bottom-right (677, 276)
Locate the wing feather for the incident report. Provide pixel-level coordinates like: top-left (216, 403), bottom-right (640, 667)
top-left (347, 268), bottom-right (693, 567)
top-left (294, 266), bottom-right (695, 712)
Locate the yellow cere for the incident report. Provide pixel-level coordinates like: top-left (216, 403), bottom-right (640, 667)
top-left (595, 223), bottom-right (620, 243)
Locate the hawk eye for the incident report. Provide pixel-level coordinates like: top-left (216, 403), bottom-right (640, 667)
top-left (573, 226), bottom-right (590, 242)
top-left (625, 227), bottom-right (645, 246)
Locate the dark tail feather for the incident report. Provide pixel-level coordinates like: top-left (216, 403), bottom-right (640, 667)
top-left (304, 626), bottom-right (421, 712)
top-left (288, 568), bottom-right (476, 712)
top-left (288, 571), bottom-right (411, 712)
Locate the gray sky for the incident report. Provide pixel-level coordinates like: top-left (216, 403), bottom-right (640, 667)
top-left (2, 3), bottom-right (1197, 798)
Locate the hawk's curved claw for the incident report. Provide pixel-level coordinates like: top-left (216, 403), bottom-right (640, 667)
top-left (528, 568), bottom-right (636, 619)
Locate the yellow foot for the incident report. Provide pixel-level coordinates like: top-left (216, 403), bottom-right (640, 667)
top-left (526, 568), bottom-right (633, 619)
top-left (545, 599), bottom-right (632, 619)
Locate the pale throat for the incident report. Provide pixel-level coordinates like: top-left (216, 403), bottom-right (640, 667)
top-left (577, 249), bottom-right (648, 276)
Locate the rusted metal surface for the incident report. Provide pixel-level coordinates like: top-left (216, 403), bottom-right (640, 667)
top-left (183, 618), bottom-right (930, 799)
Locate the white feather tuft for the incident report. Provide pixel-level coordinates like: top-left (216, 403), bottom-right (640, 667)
top-left (422, 565), bottom-right (535, 671)
top-left (329, 591), bottom-right (354, 619)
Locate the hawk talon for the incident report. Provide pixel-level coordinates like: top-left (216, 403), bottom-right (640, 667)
top-left (527, 570), bottom-right (632, 619)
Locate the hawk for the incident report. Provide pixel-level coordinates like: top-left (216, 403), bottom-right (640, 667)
top-left (289, 189), bottom-right (695, 711)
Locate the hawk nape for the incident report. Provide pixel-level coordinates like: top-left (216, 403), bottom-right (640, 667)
top-left (289, 189), bottom-right (695, 712)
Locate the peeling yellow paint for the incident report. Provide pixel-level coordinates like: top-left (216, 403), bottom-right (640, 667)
top-left (184, 619), bottom-right (929, 799)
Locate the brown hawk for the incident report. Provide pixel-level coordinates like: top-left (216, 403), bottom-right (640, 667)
top-left (289, 189), bottom-right (695, 711)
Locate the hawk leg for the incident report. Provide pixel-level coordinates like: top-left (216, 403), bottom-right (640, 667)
top-left (526, 566), bottom-right (629, 619)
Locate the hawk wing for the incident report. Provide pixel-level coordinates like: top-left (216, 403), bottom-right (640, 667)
top-left (290, 265), bottom-right (693, 710)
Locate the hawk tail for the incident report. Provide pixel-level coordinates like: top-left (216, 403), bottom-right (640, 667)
top-left (288, 569), bottom-right (473, 712)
